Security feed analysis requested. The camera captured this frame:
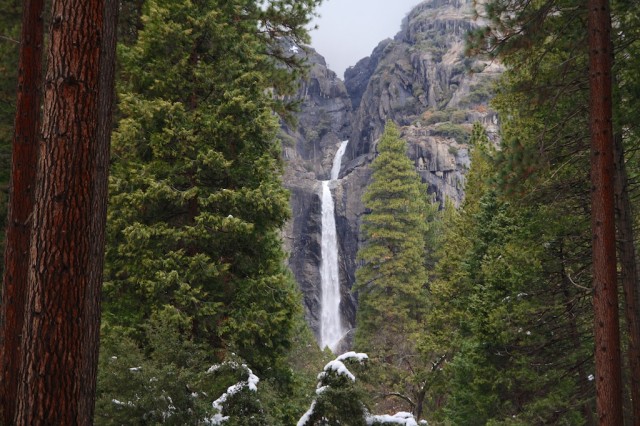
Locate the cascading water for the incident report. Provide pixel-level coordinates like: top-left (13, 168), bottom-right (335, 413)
top-left (319, 140), bottom-right (349, 352)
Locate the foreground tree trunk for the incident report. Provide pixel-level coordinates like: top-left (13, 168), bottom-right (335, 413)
top-left (0, 0), bottom-right (44, 423)
top-left (588, 0), bottom-right (623, 423)
top-left (79, 0), bottom-right (119, 419)
top-left (12, 0), bottom-right (115, 423)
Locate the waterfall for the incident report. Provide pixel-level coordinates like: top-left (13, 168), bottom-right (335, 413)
top-left (319, 140), bottom-right (349, 352)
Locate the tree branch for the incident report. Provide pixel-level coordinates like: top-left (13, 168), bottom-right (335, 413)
top-left (382, 392), bottom-right (415, 410)
top-left (0, 34), bottom-right (20, 44)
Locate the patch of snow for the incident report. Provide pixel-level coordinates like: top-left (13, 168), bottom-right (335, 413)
top-left (336, 351), bottom-right (368, 363)
top-left (366, 411), bottom-right (419, 426)
top-left (208, 362), bottom-right (260, 423)
top-left (323, 360), bottom-right (356, 381)
top-left (297, 400), bottom-right (316, 426)
top-left (129, 366), bottom-right (142, 372)
top-left (207, 360), bottom-right (241, 374)
top-left (204, 413), bottom-right (230, 425)
top-left (247, 371), bottom-right (259, 392)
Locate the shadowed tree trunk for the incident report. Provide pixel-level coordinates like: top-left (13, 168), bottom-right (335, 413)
top-left (588, 0), bottom-right (623, 423)
top-left (11, 0), bottom-right (116, 423)
top-left (0, 0), bottom-right (44, 423)
top-left (613, 130), bottom-right (640, 425)
top-left (79, 0), bottom-right (118, 420)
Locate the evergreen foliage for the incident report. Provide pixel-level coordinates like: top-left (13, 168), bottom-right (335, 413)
top-left (297, 352), bottom-right (370, 426)
top-left (97, 0), bottom-right (322, 422)
top-left (423, 124), bottom-right (594, 424)
top-left (297, 352), bottom-right (425, 426)
top-left (354, 121), bottom-right (438, 418)
top-left (0, 0), bottom-right (21, 276)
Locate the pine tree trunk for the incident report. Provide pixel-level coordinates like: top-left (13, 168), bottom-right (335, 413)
top-left (13, 0), bottom-right (113, 423)
top-left (0, 0), bottom-right (44, 423)
top-left (588, 0), bottom-right (623, 423)
top-left (613, 131), bottom-right (640, 425)
top-left (78, 0), bottom-right (118, 420)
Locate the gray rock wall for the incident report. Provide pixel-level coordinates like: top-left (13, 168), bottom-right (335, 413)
top-left (281, 0), bottom-right (502, 349)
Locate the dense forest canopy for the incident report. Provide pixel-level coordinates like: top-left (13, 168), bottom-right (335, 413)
top-left (1, 0), bottom-right (640, 424)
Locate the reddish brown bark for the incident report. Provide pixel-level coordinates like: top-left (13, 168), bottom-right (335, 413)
top-left (588, 0), bottom-right (623, 424)
top-left (12, 0), bottom-right (112, 423)
top-left (78, 0), bottom-right (119, 420)
top-left (0, 0), bottom-right (44, 423)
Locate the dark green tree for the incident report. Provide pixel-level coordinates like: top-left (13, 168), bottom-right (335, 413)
top-left (353, 121), bottom-right (438, 418)
top-left (97, 0), bottom-right (322, 423)
top-left (424, 123), bottom-right (595, 425)
top-left (297, 352), bottom-right (370, 426)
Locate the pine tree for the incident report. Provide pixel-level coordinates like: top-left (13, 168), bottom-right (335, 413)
top-left (422, 122), bottom-right (600, 424)
top-left (353, 121), bottom-right (437, 418)
top-left (97, 0), bottom-right (321, 422)
top-left (587, 1), bottom-right (623, 422)
top-left (468, 0), bottom-right (640, 421)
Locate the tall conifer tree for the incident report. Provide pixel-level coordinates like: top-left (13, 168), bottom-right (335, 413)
top-left (354, 121), bottom-right (436, 418)
top-left (97, 0), bottom-right (321, 422)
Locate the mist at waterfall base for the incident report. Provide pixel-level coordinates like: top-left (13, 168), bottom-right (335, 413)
top-left (319, 140), bottom-right (350, 353)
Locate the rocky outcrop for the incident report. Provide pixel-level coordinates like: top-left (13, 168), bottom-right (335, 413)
top-left (344, 0), bottom-right (500, 161)
top-left (344, 39), bottom-right (391, 112)
top-left (281, 47), bottom-right (353, 178)
top-left (281, 0), bottom-right (502, 349)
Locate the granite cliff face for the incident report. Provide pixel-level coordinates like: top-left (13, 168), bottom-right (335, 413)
top-left (280, 47), bottom-right (357, 342)
top-left (282, 0), bottom-right (501, 348)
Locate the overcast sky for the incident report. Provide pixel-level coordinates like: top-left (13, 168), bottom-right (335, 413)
top-left (310, 0), bottom-right (421, 78)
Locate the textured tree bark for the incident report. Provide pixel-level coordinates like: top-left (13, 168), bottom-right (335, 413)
top-left (613, 131), bottom-right (640, 425)
top-left (588, 0), bottom-right (623, 424)
top-left (78, 0), bottom-right (118, 420)
top-left (12, 0), bottom-right (113, 423)
top-left (0, 0), bottom-right (44, 423)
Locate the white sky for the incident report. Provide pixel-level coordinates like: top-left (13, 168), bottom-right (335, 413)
top-left (310, 0), bottom-right (422, 78)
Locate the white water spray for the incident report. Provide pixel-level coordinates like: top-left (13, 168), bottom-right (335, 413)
top-left (319, 140), bottom-right (349, 352)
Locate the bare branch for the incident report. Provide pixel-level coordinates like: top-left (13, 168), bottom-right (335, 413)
top-left (0, 34), bottom-right (20, 44)
top-left (381, 392), bottom-right (416, 410)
